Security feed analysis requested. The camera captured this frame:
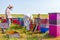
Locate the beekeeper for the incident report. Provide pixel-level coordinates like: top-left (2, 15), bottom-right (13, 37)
top-left (23, 15), bottom-right (30, 30)
top-left (5, 4), bottom-right (13, 26)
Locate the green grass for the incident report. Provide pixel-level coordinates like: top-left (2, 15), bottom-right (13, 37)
top-left (0, 14), bottom-right (24, 18)
top-left (0, 23), bottom-right (59, 40)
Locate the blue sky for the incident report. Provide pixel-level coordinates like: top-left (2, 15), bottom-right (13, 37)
top-left (0, 0), bottom-right (60, 14)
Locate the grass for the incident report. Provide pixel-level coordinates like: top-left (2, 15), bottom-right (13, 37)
top-left (0, 24), bottom-right (60, 40)
top-left (0, 14), bottom-right (24, 18)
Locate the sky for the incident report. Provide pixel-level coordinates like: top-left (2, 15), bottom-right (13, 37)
top-left (0, 0), bottom-right (60, 15)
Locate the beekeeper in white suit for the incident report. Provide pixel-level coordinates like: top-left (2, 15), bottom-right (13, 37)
top-left (23, 14), bottom-right (31, 30)
top-left (5, 4), bottom-right (13, 26)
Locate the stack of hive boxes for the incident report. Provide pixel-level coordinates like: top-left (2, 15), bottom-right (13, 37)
top-left (49, 13), bottom-right (60, 37)
top-left (40, 14), bottom-right (49, 33)
top-left (32, 14), bottom-right (49, 32)
top-left (18, 18), bottom-right (24, 26)
top-left (11, 18), bottom-right (20, 24)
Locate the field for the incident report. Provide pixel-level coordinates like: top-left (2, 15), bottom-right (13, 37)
top-left (0, 24), bottom-right (60, 40)
top-left (0, 14), bottom-right (24, 18)
top-left (0, 14), bottom-right (60, 40)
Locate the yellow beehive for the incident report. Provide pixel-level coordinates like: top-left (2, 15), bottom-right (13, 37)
top-left (40, 13), bottom-right (49, 19)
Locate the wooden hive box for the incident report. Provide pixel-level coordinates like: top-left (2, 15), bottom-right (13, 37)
top-left (49, 13), bottom-right (60, 37)
top-left (7, 31), bottom-right (20, 38)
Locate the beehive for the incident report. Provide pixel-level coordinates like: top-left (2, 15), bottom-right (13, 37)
top-left (49, 13), bottom-right (60, 37)
top-left (40, 14), bottom-right (49, 33)
top-left (40, 14), bottom-right (48, 19)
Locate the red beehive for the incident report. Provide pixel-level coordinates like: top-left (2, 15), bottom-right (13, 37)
top-left (1, 19), bottom-right (7, 23)
top-left (11, 18), bottom-right (19, 24)
top-left (40, 19), bottom-right (48, 24)
top-left (12, 20), bottom-right (20, 24)
top-left (17, 21), bottom-right (20, 24)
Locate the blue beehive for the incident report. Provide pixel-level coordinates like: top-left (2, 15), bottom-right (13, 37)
top-left (18, 18), bottom-right (24, 26)
top-left (40, 24), bottom-right (49, 33)
top-left (40, 27), bottom-right (49, 33)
